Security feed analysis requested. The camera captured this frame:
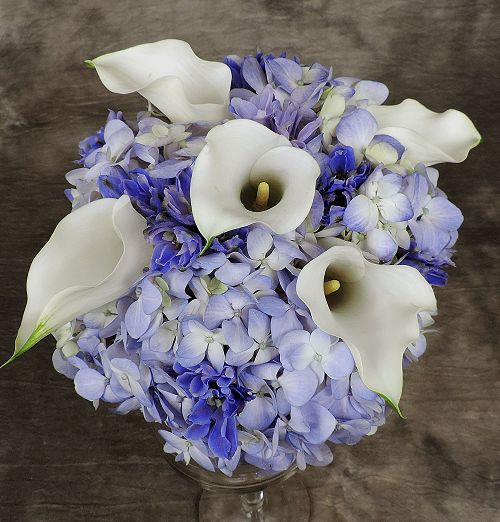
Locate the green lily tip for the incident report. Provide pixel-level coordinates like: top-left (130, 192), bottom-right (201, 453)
top-left (0, 354), bottom-right (18, 369)
top-left (84, 59), bottom-right (96, 69)
top-left (1, 324), bottom-right (51, 369)
top-left (378, 392), bottom-right (406, 419)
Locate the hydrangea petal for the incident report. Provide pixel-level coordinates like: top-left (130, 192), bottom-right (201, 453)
top-left (177, 331), bottom-right (208, 363)
top-left (322, 341), bottom-right (355, 379)
top-left (74, 368), bottom-right (107, 401)
top-left (189, 444), bottom-right (215, 472)
top-left (365, 228), bottom-right (398, 262)
top-left (238, 396), bottom-right (277, 431)
top-left (160, 430), bottom-right (187, 452)
top-left (336, 108), bottom-right (378, 162)
top-left (350, 80), bottom-right (389, 105)
top-left (258, 296), bottom-right (290, 316)
top-left (378, 193), bottom-right (413, 223)
top-left (266, 249), bottom-right (293, 271)
top-left (222, 318), bottom-right (253, 352)
top-left (247, 309), bottom-right (270, 343)
top-left (409, 219), bottom-right (451, 256)
top-left (376, 172), bottom-right (403, 198)
top-left (124, 299), bottom-right (150, 339)
top-left (425, 196), bottom-right (464, 230)
top-left (215, 261), bottom-right (251, 286)
top-left (204, 294), bottom-right (234, 329)
top-left (104, 119), bottom-right (135, 160)
top-left (310, 329), bottom-right (334, 356)
top-left (265, 58), bottom-right (302, 93)
top-left (247, 227), bottom-right (273, 260)
top-left (295, 402), bottom-right (337, 444)
top-left (241, 57), bottom-right (267, 93)
top-left (207, 342), bottom-right (225, 372)
top-left (278, 367), bottom-right (318, 407)
top-left (270, 309), bottom-right (303, 345)
top-left (164, 270), bottom-right (192, 299)
top-left (278, 330), bottom-right (313, 371)
top-left (343, 194), bottom-right (379, 232)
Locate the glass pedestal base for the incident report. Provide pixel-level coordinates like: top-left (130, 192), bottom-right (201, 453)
top-left (160, 445), bottom-right (310, 522)
top-left (153, 424), bottom-right (311, 521)
top-left (198, 471), bottom-right (310, 521)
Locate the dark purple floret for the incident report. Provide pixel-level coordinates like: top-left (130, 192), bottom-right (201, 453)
top-left (149, 223), bottom-right (203, 273)
top-left (211, 227), bottom-right (249, 254)
top-left (225, 56), bottom-right (251, 90)
top-left (175, 363), bottom-right (254, 459)
top-left (316, 157), bottom-right (374, 226)
top-left (328, 145), bottom-right (356, 174)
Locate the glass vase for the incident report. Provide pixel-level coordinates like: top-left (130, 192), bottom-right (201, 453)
top-left (160, 446), bottom-right (310, 521)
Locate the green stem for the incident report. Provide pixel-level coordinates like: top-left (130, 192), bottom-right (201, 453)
top-left (198, 237), bottom-right (214, 257)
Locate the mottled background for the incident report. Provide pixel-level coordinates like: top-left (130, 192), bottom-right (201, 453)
top-left (0, 0), bottom-right (499, 520)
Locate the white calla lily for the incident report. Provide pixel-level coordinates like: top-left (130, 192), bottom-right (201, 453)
top-left (368, 98), bottom-right (481, 166)
top-left (7, 195), bottom-right (152, 366)
top-left (190, 119), bottom-right (320, 242)
top-left (296, 239), bottom-right (436, 413)
top-left (89, 39), bottom-right (232, 124)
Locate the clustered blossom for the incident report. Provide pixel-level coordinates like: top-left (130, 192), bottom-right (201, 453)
top-left (53, 51), bottom-right (461, 474)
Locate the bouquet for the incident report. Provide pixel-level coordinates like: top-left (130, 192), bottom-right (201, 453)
top-left (6, 40), bottom-right (480, 474)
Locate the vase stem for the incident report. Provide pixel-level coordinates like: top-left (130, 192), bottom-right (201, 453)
top-left (240, 489), bottom-right (265, 520)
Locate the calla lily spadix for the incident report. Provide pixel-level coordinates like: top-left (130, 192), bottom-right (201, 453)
top-left (88, 39), bottom-right (232, 124)
top-left (367, 98), bottom-right (481, 167)
top-left (296, 239), bottom-right (437, 415)
top-left (5, 195), bottom-right (152, 367)
top-left (190, 119), bottom-right (321, 243)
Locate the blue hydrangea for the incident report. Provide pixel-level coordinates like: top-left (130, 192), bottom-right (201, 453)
top-left (52, 50), bottom-right (463, 475)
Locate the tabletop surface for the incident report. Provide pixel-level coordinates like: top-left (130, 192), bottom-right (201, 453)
top-left (0, 1), bottom-right (498, 520)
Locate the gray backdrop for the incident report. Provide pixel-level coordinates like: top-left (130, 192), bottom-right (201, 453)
top-left (0, 0), bottom-right (498, 520)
